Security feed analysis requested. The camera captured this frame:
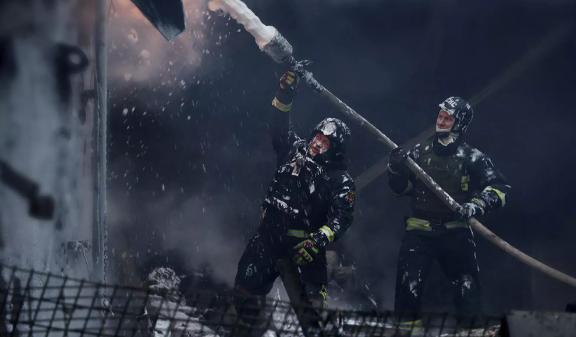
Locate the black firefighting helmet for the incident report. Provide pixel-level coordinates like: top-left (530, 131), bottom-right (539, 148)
top-left (310, 117), bottom-right (351, 164)
top-left (438, 96), bottom-right (474, 135)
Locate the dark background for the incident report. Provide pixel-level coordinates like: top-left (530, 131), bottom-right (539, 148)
top-left (108, 0), bottom-right (576, 314)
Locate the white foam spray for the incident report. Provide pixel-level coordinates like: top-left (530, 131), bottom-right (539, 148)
top-left (207, 0), bottom-right (277, 49)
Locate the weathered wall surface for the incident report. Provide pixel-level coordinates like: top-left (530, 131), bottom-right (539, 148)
top-left (0, 0), bottom-right (94, 277)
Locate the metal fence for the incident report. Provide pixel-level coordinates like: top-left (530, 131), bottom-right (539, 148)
top-left (0, 264), bottom-right (501, 336)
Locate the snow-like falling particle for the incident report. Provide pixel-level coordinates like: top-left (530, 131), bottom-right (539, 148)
top-left (128, 28), bottom-right (138, 43)
top-left (140, 49), bottom-right (151, 59)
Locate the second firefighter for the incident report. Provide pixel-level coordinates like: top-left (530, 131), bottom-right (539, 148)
top-left (387, 96), bottom-right (511, 316)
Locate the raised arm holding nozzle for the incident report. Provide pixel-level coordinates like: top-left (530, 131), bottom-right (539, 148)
top-left (231, 70), bottom-right (355, 337)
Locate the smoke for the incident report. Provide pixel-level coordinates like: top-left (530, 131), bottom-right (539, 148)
top-left (108, 179), bottom-right (253, 286)
top-left (108, 0), bottom-right (209, 84)
top-left (108, 0), bottom-right (233, 283)
top-left (159, 195), bottom-right (246, 283)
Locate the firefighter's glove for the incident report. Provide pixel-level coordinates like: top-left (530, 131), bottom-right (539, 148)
top-left (293, 230), bottom-right (329, 266)
top-left (388, 147), bottom-right (410, 176)
top-left (458, 200), bottom-right (485, 220)
top-left (293, 239), bottom-right (319, 265)
top-left (279, 71), bottom-right (298, 91)
top-left (29, 194), bottom-right (55, 220)
top-left (272, 71), bottom-right (298, 112)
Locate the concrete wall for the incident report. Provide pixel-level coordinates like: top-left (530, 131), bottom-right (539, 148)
top-left (0, 0), bottom-right (95, 278)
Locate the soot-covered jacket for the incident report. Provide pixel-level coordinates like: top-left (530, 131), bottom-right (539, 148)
top-left (261, 106), bottom-right (355, 241)
top-left (388, 136), bottom-right (510, 222)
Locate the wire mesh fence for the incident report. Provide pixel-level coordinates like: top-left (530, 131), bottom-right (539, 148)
top-left (0, 264), bottom-right (501, 337)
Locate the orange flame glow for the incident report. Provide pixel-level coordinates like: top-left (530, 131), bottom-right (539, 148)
top-left (109, 0), bottom-right (209, 84)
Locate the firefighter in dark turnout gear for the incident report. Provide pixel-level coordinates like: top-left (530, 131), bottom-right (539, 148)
top-left (388, 97), bottom-right (510, 316)
top-left (232, 71), bottom-right (355, 336)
